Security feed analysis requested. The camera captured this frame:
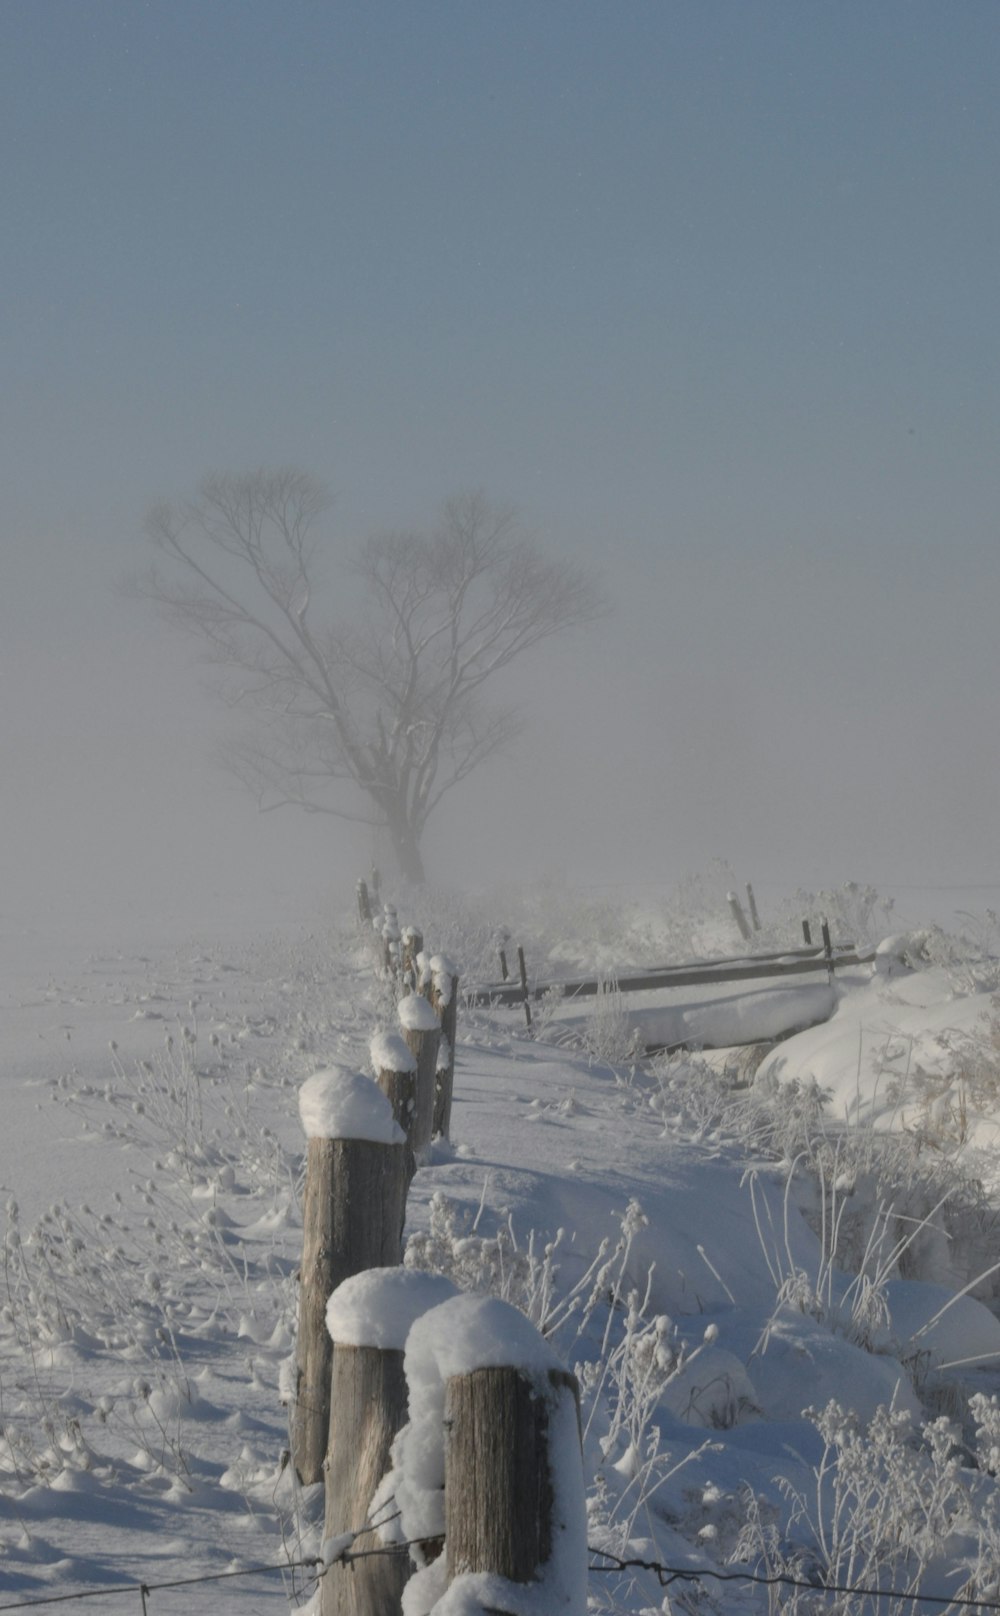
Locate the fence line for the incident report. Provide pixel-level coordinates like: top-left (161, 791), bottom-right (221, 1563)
top-left (6, 1540), bottom-right (1000, 1613)
top-left (469, 943), bottom-right (874, 1010)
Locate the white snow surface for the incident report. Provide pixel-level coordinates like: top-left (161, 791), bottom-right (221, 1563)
top-left (2, 897), bottom-right (1000, 1612)
top-left (298, 1064), bottom-right (405, 1142)
top-left (370, 1028), bottom-right (418, 1074)
top-left (398, 991), bottom-right (441, 1032)
top-left (325, 1267), bottom-right (458, 1350)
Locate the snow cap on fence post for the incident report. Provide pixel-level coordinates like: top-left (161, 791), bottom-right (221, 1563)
top-left (298, 1065), bottom-right (406, 1145)
top-left (291, 1067), bottom-right (411, 1488)
top-left (386, 1292), bottom-right (586, 1614)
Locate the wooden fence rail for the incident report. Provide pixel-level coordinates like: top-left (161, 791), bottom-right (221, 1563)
top-left (468, 942), bottom-right (876, 1009)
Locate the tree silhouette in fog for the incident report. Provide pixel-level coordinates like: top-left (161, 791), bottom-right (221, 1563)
top-left (135, 470), bottom-right (604, 883)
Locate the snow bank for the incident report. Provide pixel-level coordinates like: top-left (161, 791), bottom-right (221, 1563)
top-left (370, 1030), bottom-right (418, 1075)
top-left (398, 992), bottom-right (441, 1033)
top-left (325, 1268), bottom-right (458, 1351)
top-left (637, 982), bottom-right (836, 1050)
top-left (298, 1066), bottom-right (405, 1144)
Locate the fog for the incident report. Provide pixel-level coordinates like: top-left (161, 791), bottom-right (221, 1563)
top-left (3, 1), bottom-right (999, 950)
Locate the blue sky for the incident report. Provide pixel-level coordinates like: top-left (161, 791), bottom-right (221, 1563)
top-left (2, 1), bottom-right (998, 932)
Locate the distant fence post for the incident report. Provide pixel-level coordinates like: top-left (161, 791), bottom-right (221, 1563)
top-left (802, 918), bottom-right (813, 946)
top-left (821, 917), bottom-right (834, 981)
top-left (397, 993), bottom-right (440, 1157)
top-left (357, 879), bottom-right (372, 926)
top-left (517, 946), bottom-right (533, 1030)
top-left (291, 1069), bottom-right (410, 1486)
top-left (727, 891), bottom-right (752, 942)
top-left (401, 927), bottom-right (424, 989)
top-left (322, 1269), bottom-right (458, 1616)
top-left (746, 883), bottom-right (761, 932)
top-left (370, 1030), bottom-right (420, 1150)
top-left (382, 904), bottom-right (401, 976)
top-left (429, 955), bottom-right (459, 1140)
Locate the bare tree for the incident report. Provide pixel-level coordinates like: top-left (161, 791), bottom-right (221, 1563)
top-left (134, 470), bottom-right (605, 883)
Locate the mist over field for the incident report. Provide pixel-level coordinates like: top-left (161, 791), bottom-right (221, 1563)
top-left (2, 0), bottom-right (998, 951)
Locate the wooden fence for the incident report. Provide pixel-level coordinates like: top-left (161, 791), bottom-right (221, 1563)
top-left (290, 890), bottom-right (585, 1615)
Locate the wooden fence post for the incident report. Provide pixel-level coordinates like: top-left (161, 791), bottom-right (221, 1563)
top-left (392, 1294), bottom-right (586, 1613)
top-left (517, 946), bottom-right (533, 1030)
top-left (727, 891), bottom-right (752, 942)
top-left (802, 918), bottom-right (813, 946)
top-left (401, 927), bottom-right (424, 989)
top-left (821, 917), bottom-right (834, 981)
top-left (397, 993), bottom-right (440, 1158)
top-left (446, 1366), bottom-right (582, 1587)
top-left (746, 882), bottom-right (761, 932)
top-left (429, 955), bottom-right (459, 1140)
top-left (322, 1268), bottom-right (458, 1616)
top-left (370, 1030), bottom-right (420, 1149)
top-left (382, 905), bottom-right (401, 976)
top-left (357, 879), bottom-right (372, 926)
top-left (291, 1069), bottom-right (411, 1486)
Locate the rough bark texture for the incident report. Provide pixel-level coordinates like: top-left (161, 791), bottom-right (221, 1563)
top-left (444, 1366), bottom-right (580, 1585)
top-left (430, 973), bottom-right (459, 1141)
top-left (322, 1343), bottom-right (410, 1616)
top-left (292, 1137), bottom-right (410, 1485)
top-left (401, 1024), bottom-right (439, 1158)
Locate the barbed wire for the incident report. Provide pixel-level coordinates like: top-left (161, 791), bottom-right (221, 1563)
top-left (5, 1538), bottom-right (1000, 1613)
top-left (0, 1528), bottom-right (426, 1612)
top-left (588, 1546), bottom-right (1000, 1610)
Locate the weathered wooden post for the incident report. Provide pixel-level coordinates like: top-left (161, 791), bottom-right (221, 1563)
top-left (429, 954), bottom-right (459, 1140)
top-left (802, 917), bottom-right (813, 946)
top-left (397, 992), bottom-right (440, 1158)
top-left (382, 904), bottom-right (401, 977)
top-left (391, 1294), bottom-right (586, 1613)
top-left (401, 927), bottom-right (424, 988)
top-left (821, 916), bottom-right (834, 982)
top-left (746, 882), bottom-right (761, 932)
top-left (356, 879), bottom-right (372, 926)
top-left (370, 1030), bottom-right (419, 1149)
top-left (727, 890), bottom-right (752, 942)
top-left (516, 945), bottom-right (532, 1030)
top-left (322, 1268), bottom-right (458, 1616)
top-left (291, 1068), bottom-right (411, 1486)
top-left (498, 946), bottom-right (509, 983)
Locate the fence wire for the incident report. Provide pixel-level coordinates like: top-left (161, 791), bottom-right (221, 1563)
top-left (4, 1542), bottom-right (1000, 1613)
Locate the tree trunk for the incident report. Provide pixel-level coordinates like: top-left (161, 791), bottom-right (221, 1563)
top-left (386, 808), bottom-right (426, 885)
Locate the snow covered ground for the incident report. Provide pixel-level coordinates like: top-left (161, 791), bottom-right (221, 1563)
top-left (2, 882), bottom-right (1000, 1612)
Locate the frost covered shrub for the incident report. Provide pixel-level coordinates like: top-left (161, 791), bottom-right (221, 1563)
top-left (780, 881), bottom-right (895, 950)
top-left (582, 976), bottom-right (644, 1067)
top-left (734, 1397), bottom-right (1000, 1615)
top-left (922, 911), bottom-right (1000, 996)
